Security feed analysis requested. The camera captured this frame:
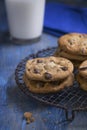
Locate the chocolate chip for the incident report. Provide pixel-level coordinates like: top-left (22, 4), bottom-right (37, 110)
top-left (79, 67), bottom-right (87, 71)
top-left (37, 60), bottom-right (43, 63)
top-left (68, 39), bottom-right (73, 45)
top-left (33, 68), bottom-right (40, 74)
top-left (61, 67), bottom-right (68, 71)
top-left (79, 35), bottom-right (82, 38)
top-left (44, 72), bottom-right (52, 80)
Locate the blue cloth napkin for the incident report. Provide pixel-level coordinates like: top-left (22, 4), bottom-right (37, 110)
top-left (44, 2), bottom-right (87, 37)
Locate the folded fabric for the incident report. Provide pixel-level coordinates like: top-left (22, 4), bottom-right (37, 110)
top-left (44, 2), bottom-right (87, 36)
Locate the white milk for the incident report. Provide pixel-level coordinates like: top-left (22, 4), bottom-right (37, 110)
top-left (5, 0), bottom-right (45, 40)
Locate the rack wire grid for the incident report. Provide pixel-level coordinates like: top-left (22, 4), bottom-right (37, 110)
top-left (15, 47), bottom-right (87, 121)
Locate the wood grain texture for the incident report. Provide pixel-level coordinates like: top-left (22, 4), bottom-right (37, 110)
top-left (1, 33), bottom-right (87, 130)
top-left (0, 1), bottom-right (87, 130)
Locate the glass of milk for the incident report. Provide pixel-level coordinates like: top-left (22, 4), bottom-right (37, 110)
top-left (5, 0), bottom-right (46, 43)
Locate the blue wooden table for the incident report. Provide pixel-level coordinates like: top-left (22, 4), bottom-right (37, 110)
top-left (0, 1), bottom-right (87, 130)
top-left (1, 32), bottom-right (87, 130)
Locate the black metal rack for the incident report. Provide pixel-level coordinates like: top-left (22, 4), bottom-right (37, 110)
top-left (15, 47), bottom-right (87, 122)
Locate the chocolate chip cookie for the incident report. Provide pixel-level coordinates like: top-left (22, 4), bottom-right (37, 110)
top-left (55, 48), bottom-right (87, 61)
top-left (76, 60), bottom-right (87, 91)
top-left (58, 33), bottom-right (87, 55)
top-left (25, 56), bottom-right (74, 82)
top-left (77, 74), bottom-right (87, 91)
top-left (79, 60), bottom-right (87, 78)
top-left (23, 73), bottom-right (74, 94)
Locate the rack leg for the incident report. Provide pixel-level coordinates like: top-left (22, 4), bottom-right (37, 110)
top-left (65, 110), bottom-right (75, 121)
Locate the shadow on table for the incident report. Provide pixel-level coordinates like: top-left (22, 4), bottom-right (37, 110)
top-left (0, 31), bottom-right (11, 44)
top-left (0, 31), bottom-right (41, 45)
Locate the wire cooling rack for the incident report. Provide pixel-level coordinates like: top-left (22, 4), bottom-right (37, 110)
top-left (15, 47), bottom-right (87, 121)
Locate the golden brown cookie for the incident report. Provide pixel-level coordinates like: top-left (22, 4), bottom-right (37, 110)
top-left (58, 33), bottom-right (87, 55)
top-left (25, 56), bottom-right (74, 82)
top-left (77, 74), bottom-right (87, 91)
top-left (23, 73), bottom-right (74, 94)
top-left (79, 60), bottom-right (87, 78)
top-left (55, 48), bottom-right (87, 61)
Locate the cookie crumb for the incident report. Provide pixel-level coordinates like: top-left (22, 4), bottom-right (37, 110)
top-left (24, 112), bottom-right (35, 124)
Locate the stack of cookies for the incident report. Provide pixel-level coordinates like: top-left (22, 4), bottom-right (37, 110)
top-left (77, 60), bottom-right (87, 91)
top-left (55, 33), bottom-right (87, 67)
top-left (23, 56), bottom-right (74, 93)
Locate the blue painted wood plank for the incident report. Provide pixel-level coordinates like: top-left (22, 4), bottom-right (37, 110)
top-left (0, 1), bottom-right (87, 129)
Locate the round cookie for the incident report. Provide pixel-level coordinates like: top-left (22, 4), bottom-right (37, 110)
top-left (58, 33), bottom-right (87, 55)
top-left (25, 56), bottom-right (74, 82)
top-left (55, 48), bottom-right (87, 61)
top-left (23, 73), bottom-right (74, 94)
top-left (77, 74), bottom-right (87, 91)
top-left (54, 48), bottom-right (82, 68)
top-left (79, 60), bottom-right (87, 78)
